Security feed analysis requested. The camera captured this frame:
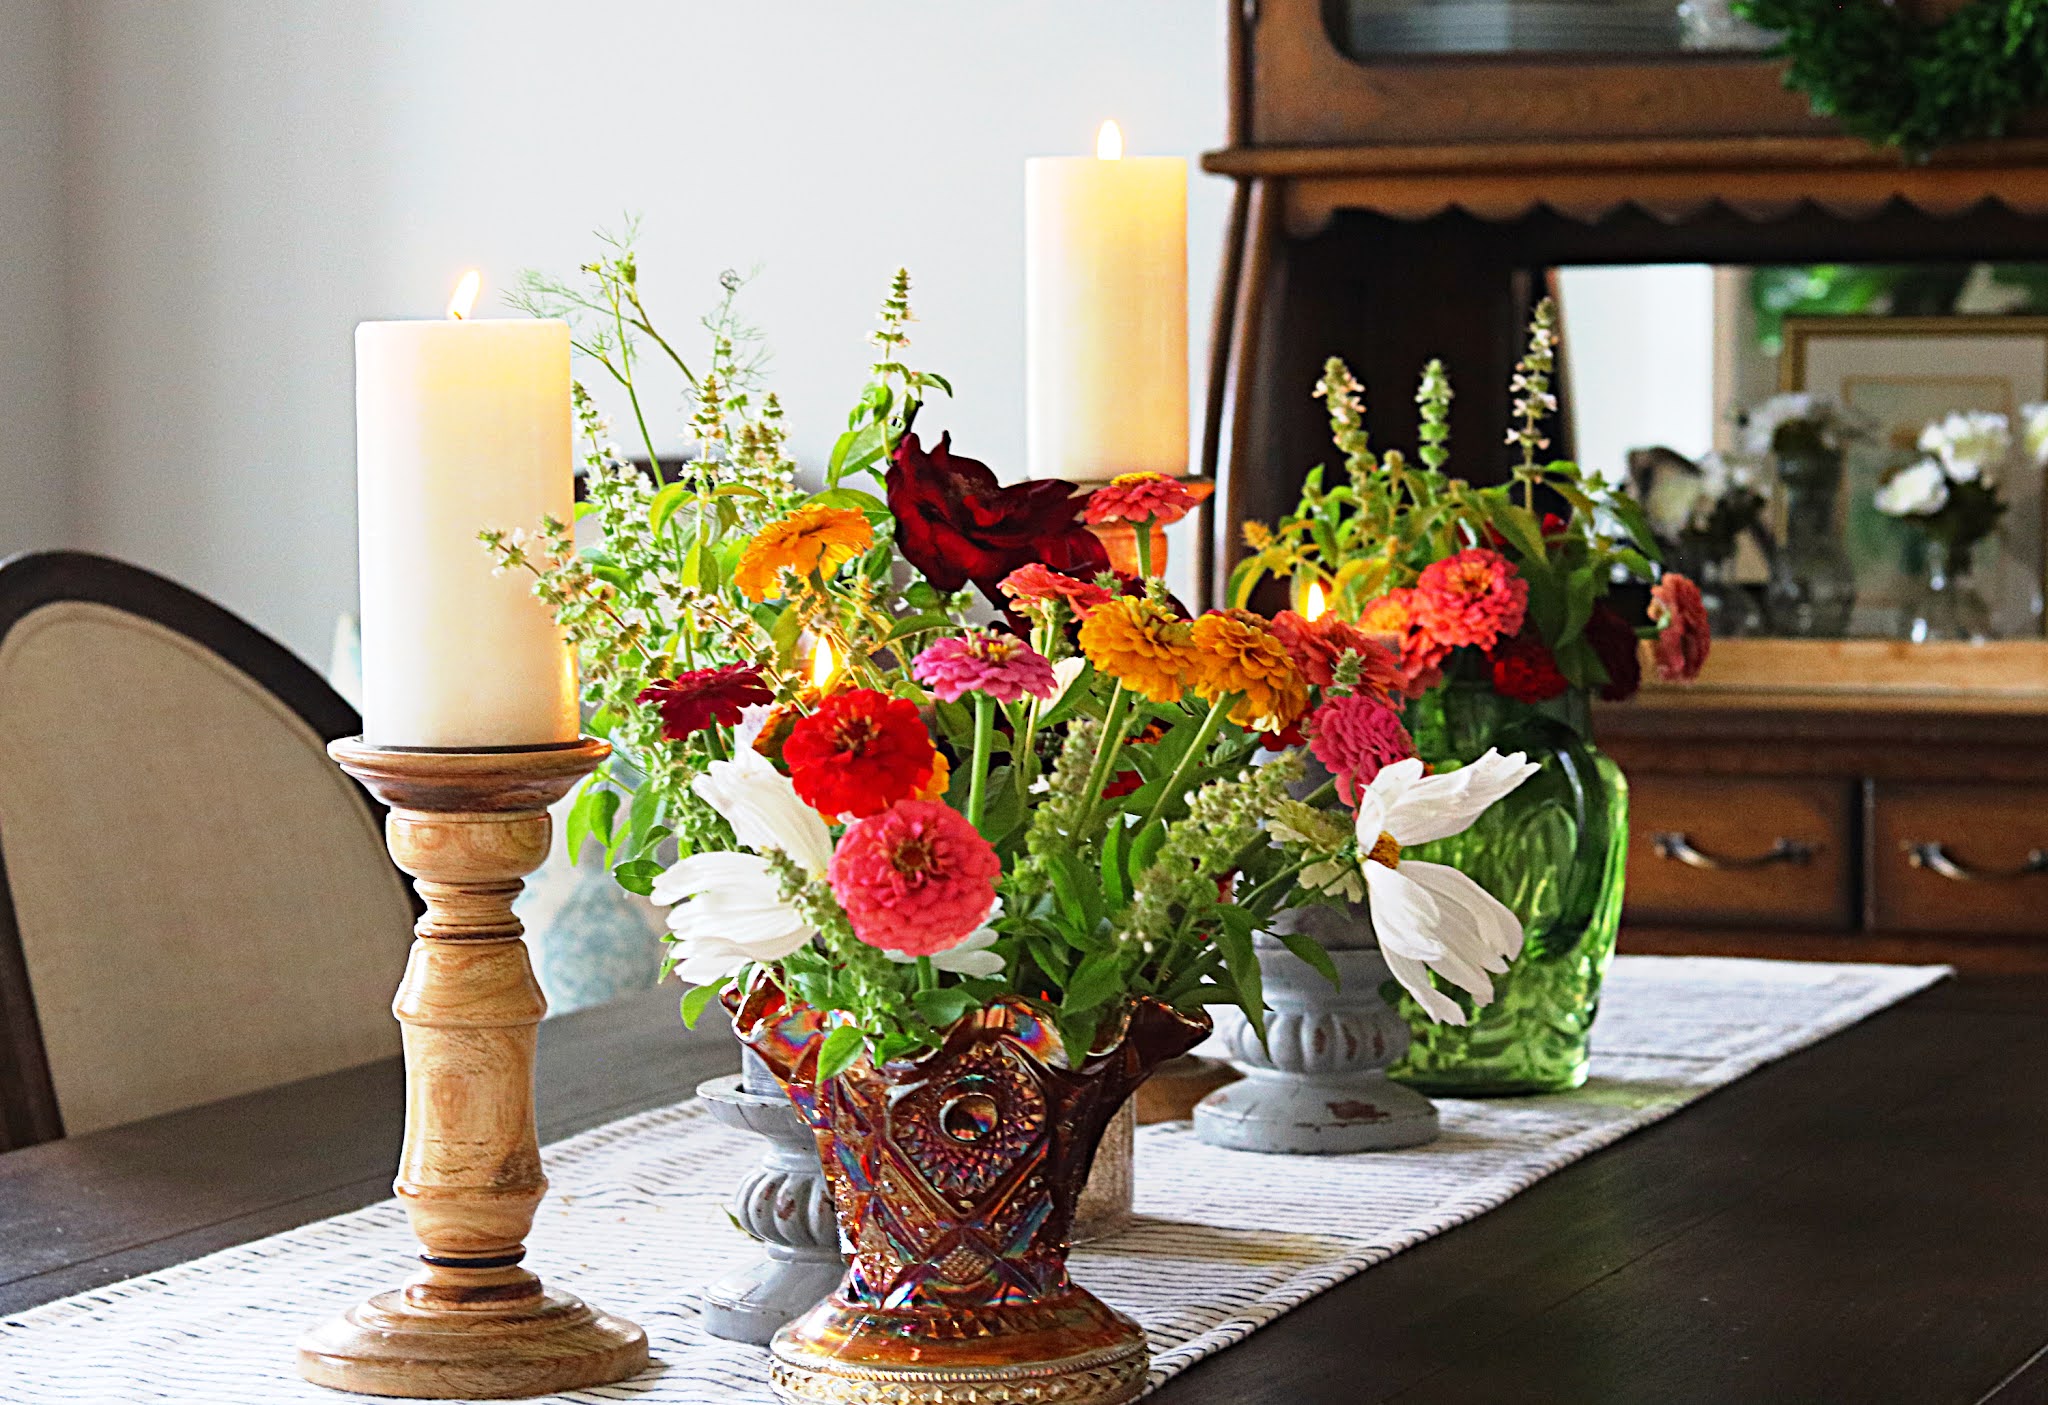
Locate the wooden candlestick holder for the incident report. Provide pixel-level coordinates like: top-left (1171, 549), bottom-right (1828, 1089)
top-left (297, 737), bottom-right (648, 1400)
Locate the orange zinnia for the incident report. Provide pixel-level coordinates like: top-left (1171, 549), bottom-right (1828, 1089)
top-left (1188, 608), bottom-right (1310, 733)
top-left (733, 504), bottom-right (873, 602)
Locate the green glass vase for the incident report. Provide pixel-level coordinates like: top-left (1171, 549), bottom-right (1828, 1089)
top-left (1388, 682), bottom-right (1629, 1095)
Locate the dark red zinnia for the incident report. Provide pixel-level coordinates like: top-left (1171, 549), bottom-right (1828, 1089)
top-left (1489, 634), bottom-right (1571, 705)
top-left (1583, 602), bottom-right (1643, 702)
top-left (636, 663), bottom-right (774, 741)
top-left (783, 688), bottom-right (939, 819)
top-left (886, 431), bottom-right (1111, 607)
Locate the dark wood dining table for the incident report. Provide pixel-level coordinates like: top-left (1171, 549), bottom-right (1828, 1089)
top-left (2, 971), bottom-right (2044, 1404)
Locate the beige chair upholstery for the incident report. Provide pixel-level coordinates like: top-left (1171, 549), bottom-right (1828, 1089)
top-left (0, 594), bottom-right (413, 1137)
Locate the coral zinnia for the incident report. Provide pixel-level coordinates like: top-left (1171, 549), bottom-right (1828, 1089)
top-left (1082, 472), bottom-right (1199, 527)
top-left (1077, 595), bottom-right (1197, 704)
top-left (912, 633), bottom-right (1057, 704)
top-left (1270, 609), bottom-right (1403, 699)
top-left (1649, 572), bottom-right (1711, 683)
top-left (1583, 601), bottom-right (1643, 702)
top-left (1413, 549), bottom-right (1528, 652)
top-left (828, 800), bottom-right (1002, 957)
top-left (732, 503), bottom-right (873, 602)
top-left (1488, 634), bottom-right (1571, 704)
top-left (886, 432), bottom-right (1109, 606)
top-left (637, 664), bottom-right (775, 742)
top-left (1189, 609), bottom-right (1311, 732)
top-left (1358, 588), bottom-right (1451, 697)
top-left (1308, 693), bottom-right (1418, 807)
top-left (998, 563), bottom-right (1114, 617)
top-left (783, 688), bottom-right (940, 819)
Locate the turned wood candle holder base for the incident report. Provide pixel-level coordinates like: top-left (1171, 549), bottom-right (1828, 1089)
top-left (297, 738), bottom-right (648, 1399)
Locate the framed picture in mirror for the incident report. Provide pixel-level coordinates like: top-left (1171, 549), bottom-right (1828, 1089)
top-left (1781, 315), bottom-right (2048, 640)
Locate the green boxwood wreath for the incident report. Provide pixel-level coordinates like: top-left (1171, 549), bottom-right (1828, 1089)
top-left (1733, 0), bottom-right (2048, 156)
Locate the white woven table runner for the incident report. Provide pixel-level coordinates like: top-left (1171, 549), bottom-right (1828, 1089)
top-left (0, 956), bottom-right (1946, 1403)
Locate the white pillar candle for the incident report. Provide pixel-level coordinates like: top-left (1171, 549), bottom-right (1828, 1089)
top-left (354, 285), bottom-right (577, 749)
top-left (1026, 121), bottom-right (1188, 482)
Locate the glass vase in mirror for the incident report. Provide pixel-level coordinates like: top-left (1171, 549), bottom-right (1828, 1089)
top-left (1694, 556), bottom-right (1766, 638)
top-left (1390, 683), bottom-right (1629, 1096)
top-left (1765, 446), bottom-right (1858, 636)
top-left (1900, 539), bottom-right (1994, 642)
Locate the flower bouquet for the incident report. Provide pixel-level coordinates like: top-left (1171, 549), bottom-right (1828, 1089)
top-left (490, 247), bottom-right (1534, 1401)
top-left (1738, 391), bottom-right (1872, 635)
top-left (1232, 300), bottom-right (1709, 1094)
top-left (1876, 408), bottom-right (2045, 642)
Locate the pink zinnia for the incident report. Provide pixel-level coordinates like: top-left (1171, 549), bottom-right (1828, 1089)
top-left (1649, 572), bottom-right (1711, 683)
top-left (1413, 549), bottom-right (1528, 652)
top-left (913, 633), bottom-right (1058, 704)
top-left (828, 800), bottom-right (1002, 956)
top-left (1308, 693), bottom-right (1418, 807)
top-left (997, 563), bottom-right (1114, 617)
top-left (1082, 472), bottom-right (1198, 527)
top-left (1357, 588), bottom-right (1450, 698)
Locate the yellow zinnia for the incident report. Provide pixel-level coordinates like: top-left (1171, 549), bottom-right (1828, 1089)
top-left (733, 504), bottom-right (873, 602)
top-left (1077, 596), bottom-right (1196, 704)
top-left (1189, 608), bottom-right (1310, 733)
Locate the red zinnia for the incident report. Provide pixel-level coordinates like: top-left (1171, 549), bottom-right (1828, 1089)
top-left (1413, 548), bottom-right (1528, 652)
top-left (1650, 572), bottom-right (1712, 683)
top-left (636, 663), bottom-right (774, 742)
top-left (1488, 634), bottom-right (1571, 704)
top-left (1270, 609), bottom-right (1403, 698)
top-left (783, 688), bottom-right (940, 819)
top-left (886, 432), bottom-right (1110, 607)
top-left (1583, 602), bottom-right (1643, 702)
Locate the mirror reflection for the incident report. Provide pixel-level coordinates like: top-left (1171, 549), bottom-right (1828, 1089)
top-left (1557, 262), bottom-right (2048, 642)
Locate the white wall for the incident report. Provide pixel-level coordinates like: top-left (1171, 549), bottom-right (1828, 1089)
top-left (1556, 264), bottom-right (1719, 483)
top-left (0, 0), bottom-right (70, 558)
top-left (47, 1), bottom-right (1230, 664)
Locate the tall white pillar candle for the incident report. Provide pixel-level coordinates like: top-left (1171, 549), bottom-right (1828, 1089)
top-left (354, 303), bottom-right (577, 748)
top-left (1026, 121), bottom-right (1188, 481)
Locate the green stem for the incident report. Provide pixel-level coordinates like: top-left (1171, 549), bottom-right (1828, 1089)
top-left (1138, 693), bottom-right (1235, 832)
top-left (915, 956), bottom-right (936, 993)
top-left (966, 692), bottom-right (995, 828)
top-left (1135, 513), bottom-right (1157, 580)
top-left (1078, 683), bottom-right (1134, 832)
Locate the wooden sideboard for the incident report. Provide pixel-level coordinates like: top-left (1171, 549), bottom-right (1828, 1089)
top-left (1599, 642), bottom-right (2048, 972)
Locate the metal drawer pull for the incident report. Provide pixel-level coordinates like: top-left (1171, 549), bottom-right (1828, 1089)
top-left (1651, 832), bottom-right (1814, 870)
top-left (1903, 842), bottom-right (2048, 883)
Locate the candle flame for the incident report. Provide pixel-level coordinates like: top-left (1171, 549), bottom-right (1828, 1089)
top-left (810, 636), bottom-right (839, 691)
top-left (1095, 120), bottom-right (1124, 161)
top-left (1304, 580), bottom-right (1329, 622)
top-left (446, 269), bottom-right (482, 320)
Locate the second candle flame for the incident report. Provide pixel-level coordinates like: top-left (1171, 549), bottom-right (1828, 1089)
top-left (1304, 580), bottom-right (1329, 622)
top-left (810, 636), bottom-right (839, 691)
top-left (446, 270), bottom-right (482, 321)
top-left (1095, 120), bottom-right (1124, 161)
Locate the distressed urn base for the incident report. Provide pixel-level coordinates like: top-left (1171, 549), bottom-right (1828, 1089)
top-left (696, 1048), bottom-right (846, 1345)
top-left (1194, 936), bottom-right (1439, 1155)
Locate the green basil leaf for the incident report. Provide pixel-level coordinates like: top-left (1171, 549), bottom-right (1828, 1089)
top-left (679, 980), bottom-right (726, 1029)
top-left (815, 1025), bottom-right (866, 1083)
top-left (912, 986), bottom-right (979, 1027)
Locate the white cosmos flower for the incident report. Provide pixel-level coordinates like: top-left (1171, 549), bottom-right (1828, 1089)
top-left (1875, 459), bottom-right (1951, 518)
top-left (651, 734), bottom-right (832, 985)
top-left (1354, 751), bottom-right (1539, 1026)
top-left (885, 900), bottom-right (1007, 978)
top-left (1919, 410), bottom-right (2010, 484)
top-left (2022, 403), bottom-right (2048, 468)
top-left (1047, 656), bottom-right (1088, 707)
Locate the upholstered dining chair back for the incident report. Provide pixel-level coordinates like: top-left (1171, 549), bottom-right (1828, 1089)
top-left (0, 552), bottom-right (414, 1150)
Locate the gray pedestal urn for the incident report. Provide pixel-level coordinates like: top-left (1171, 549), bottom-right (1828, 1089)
top-left (1192, 904), bottom-right (1439, 1154)
top-left (694, 1049), bottom-right (846, 1344)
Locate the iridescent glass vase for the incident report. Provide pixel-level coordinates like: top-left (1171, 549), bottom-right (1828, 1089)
top-left (732, 982), bottom-right (1207, 1405)
top-left (1390, 683), bottom-right (1629, 1095)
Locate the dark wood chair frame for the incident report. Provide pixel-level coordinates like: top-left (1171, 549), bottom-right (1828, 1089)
top-left (0, 550), bottom-right (407, 1152)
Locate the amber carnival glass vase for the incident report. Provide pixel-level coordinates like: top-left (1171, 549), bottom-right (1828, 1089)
top-left (732, 981), bottom-right (1209, 1405)
top-left (1389, 682), bottom-right (1629, 1095)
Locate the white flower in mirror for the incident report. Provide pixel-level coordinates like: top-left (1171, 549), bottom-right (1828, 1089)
top-left (1875, 458), bottom-right (1951, 518)
top-left (2021, 403), bottom-right (2048, 469)
top-left (1353, 750), bottom-right (1540, 1026)
top-left (1919, 409), bottom-right (2011, 484)
top-left (652, 707), bottom-right (830, 984)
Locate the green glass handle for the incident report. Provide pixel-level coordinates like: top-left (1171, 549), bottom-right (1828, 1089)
top-left (1651, 832), bottom-right (1814, 871)
top-left (1904, 842), bottom-right (2048, 883)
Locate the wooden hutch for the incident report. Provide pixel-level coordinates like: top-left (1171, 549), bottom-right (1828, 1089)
top-left (1201, 0), bottom-right (2048, 970)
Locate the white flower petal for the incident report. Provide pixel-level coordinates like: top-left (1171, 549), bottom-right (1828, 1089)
top-left (1401, 859), bottom-right (1526, 967)
top-left (693, 749), bottom-right (833, 875)
top-left (1382, 749), bottom-right (1540, 846)
top-left (1383, 947), bottom-right (1466, 1025)
top-left (650, 850), bottom-right (774, 906)
top-left (1049, 656), bottom-right (1088, 705)
top-left (1362, 861), bottom-right (1447, 961)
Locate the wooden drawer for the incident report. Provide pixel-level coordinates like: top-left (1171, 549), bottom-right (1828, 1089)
top-left (1868, 782), bottom-right (2048, 937)
top-left (1624, 775), bottom-right (1855, 930)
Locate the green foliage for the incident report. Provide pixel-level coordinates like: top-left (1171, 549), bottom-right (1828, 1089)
top-left (1735, 0), bottom-right (2048, 156)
